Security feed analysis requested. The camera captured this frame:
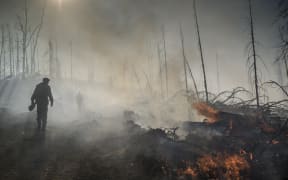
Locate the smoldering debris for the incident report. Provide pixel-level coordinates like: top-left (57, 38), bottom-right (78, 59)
top-left (0, 100), bottom-right (288, 180)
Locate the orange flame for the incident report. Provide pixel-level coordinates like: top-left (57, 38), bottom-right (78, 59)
top-left (183, 166), bottom-right (197, 177)
top-left (224, 154), bottom-right (250, 179)
top-left (196, 153), bottom-right (250, 179)
top-left (193, 102), bottom-right (219, 123)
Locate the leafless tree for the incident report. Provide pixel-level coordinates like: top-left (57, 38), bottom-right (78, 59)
top-left (247, 0), bottom-right (260, 108)
top-left (161, 25), bottom-right (169, 97)
top-left (17, 0), bottom-right (47, 78)
top-left (15, 33), bottom-right (20, 75)
top-left (30, 0), bottom-right (46, 74)
top-left (157, 43), bottom-right (164, 99)
top-left (179, 24), bottom-right (188, 93)
top-left (276, 0), bottom-right (288, 80)
top-left (193, 0), bottom-right (208, 102)
top-left (70, 41), bottom-right (73, 80)
top-left (216, 53), bottom-right (220, 93)
top-left (0, 25), bottom-right (5, 79)
top-left (17, 0), bottom-right (28, 78)
top-left (179, 23), bottom-right (199, 99)
top-left (48, 40), bottom-right (54, 77)
top-left (7, 24), bottom-right (14, 76)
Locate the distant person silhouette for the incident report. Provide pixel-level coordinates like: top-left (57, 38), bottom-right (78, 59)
top-left (31, 78), bottom-right (53, 131)
top-left (76, 92), bottom-right (84, 112)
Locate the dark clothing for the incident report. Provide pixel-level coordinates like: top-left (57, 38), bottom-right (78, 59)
top-left (31, 82), bottom-right (53, 106)
top-left (31, 82), bottom-right (53, 130)
top-left (37, 105), bottom-right (48, 130)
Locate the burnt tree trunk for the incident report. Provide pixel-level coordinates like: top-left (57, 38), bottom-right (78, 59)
top-left (0, 25), bottom-right (4, 79)
top-left (161, 25), bottom-right (168, 97)
top-left (179, 24), bottom-right (188, 93)
top-left (193, 0), bottom-right (208, 102)
top-left (7, 24), bottom-right (13, 77)
top-left (248, 0), bottom-right (260, 108)
top-left (48, 40), bottom-right (54, 78)
top-left (157, 43), bottom-right (164, 99)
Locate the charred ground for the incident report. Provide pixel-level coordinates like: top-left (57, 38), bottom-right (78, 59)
top-left (0, 100), bottom-right (287, 180)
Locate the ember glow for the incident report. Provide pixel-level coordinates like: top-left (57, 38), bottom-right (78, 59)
top-left (196, 153), bottom-right (250, 179)
top-left (177, 153), bottom-right (250, 179)
top-left (193, 102), bottom-right (219, 123)
top-left (178, 166), bottom-right (197, 177)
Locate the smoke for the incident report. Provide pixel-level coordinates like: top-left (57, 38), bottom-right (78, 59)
top-left (0, 0), bottom-right (284, 131)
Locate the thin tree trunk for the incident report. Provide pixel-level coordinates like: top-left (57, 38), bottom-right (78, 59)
top-left (16, 34), bottom-right (20, 75)
top-left (70, 41), bottom-right (73, 80)
top-left (30, 40), bottom-right (33, 74)
top-left (22, 0), bottom-right (28, 78)
top-left (277, 61), bottom-right (283, 86)
top-left (55, 40), bottom-right (61, 79)
top-left (185, 60), bottom-right (199, 99)
top-left (284, 60), bottom-right (288, 81)
top-left (161, 25), bottom-right (168, 97)
top-left (193, 0), bottom-right (208, 102)
top-left (179, 23), bottom-right (199, 99)
top-left (0, 25), bottom-right (5, 79)
top-left (7, 24), bottom-right (13, 77)
top-left (248, 0), bottom-right (260, 108)
top-left (37, 47), bottom-right (40, 73)
top-left (132, 65), bottom-right (143, 95)
top-left (179, 24), bottom-right (188, 93)
top-left (3, 46), bottom-right (6, 79)
top-left (49, 40), bottom-right (54, 77)
top-left (31, 0), bottom-right (46, 74)
top-left (143, 70), bottom-right (153, 95)
top-left (216, 53), bottom-right (220, 93)
top-left (157, 43), bottom-right (164, 99)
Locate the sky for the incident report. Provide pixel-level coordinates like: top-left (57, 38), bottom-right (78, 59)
top-left (0, 0), bottom-right (283, 98)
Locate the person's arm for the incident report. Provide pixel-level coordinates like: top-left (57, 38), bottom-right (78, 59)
top-left (31, 86), bottom-right (37, 104)
top-left (48, 86), bottom-right (54, 107)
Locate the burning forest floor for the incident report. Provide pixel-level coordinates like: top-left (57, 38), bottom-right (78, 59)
top-left (0, 102), bottom-right (288, 180)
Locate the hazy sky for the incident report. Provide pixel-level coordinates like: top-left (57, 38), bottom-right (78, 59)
top-left (0, 0), bottom-right (282, 96)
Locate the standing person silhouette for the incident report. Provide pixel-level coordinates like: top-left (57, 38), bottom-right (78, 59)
top-left (76, 91), bottom-right (84, 112)
top-left (31, 78), bottom-right (54, 131)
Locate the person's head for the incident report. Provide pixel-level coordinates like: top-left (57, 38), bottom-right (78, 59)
top-left (42, 77), bottom-right (50, 84)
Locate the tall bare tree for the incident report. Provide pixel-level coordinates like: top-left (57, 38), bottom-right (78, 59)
top-left (161, 25), bottom-right (169, 97)
top-left (7, 24), bottom-right (14, 76)
top-left (216, 53), bottom-right (220, 93)
top-left (17, 0), bottom-right (28, 78)
top-left (276, 0), bottom-right (288, 81)
top-left (31, 0), bottom-right (46, 74)
top-left (48, 40), bottom-right (54, 78)
top-left (179, 24), bottom-right (188, 93)
top-left (157, 43), bottom-right (164, 98)
top-left (70, 41), bottom-right (73, 80)
top-left (248, 0), bottom-right (260, 108)
top-left (193, 0), bottom-right (208, 102)
top-left (15, 33), bottom-right (20, 75)
top-left (179, 23), bottom-right (199, 99)
top-left (0, 25), bottom-right (5, 79)
top-left (17, 0), bottom-right (46, 77)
